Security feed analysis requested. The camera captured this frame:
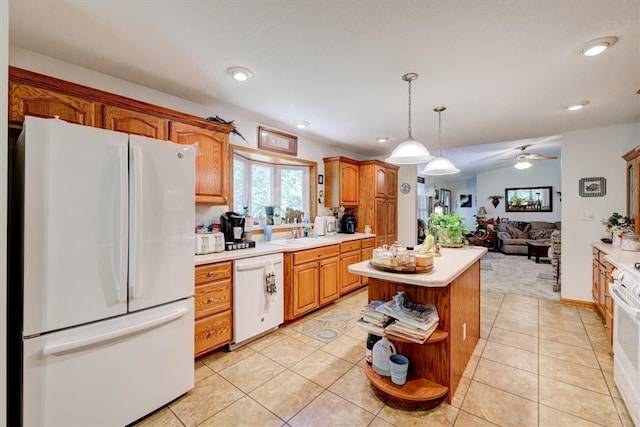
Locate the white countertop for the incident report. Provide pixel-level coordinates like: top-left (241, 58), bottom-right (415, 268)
top-left (592, 241), bottom-right (640, 266)
top-left (194, 233), bottom-right (375, 266)
top-left (347, 246), bottom-right (488, 287)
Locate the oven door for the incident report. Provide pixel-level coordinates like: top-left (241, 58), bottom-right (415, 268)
top-left (609, 282), bottom-right (640, 426)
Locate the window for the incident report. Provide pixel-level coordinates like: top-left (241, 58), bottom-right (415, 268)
top-left (234, 154), bottom-right (310, 220)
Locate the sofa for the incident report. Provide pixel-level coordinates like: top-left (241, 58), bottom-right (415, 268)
top-left (495, 220), bottom-right (561, 255)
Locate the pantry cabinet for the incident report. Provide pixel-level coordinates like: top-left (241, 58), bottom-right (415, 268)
top-left (623, 146), bottom-right (640, 234)
top-left (9, 81), bottom-right (99, 127)
top-left (169, 121), bottom-right (230, 205)
top-left (103, 105), bottom-right (168, 140)
top-left (284, 244), bottom-right (340, 320)
top-left (323, 157), bottom-right (360, 207)
top-left (358, 160), bottom-right (399, 247)
top-left (194, 261), bottom-right (233, 357)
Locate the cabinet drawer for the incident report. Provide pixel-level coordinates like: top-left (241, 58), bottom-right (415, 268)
top-left (194, 311), bottom-right (232, 356)
top-left (195, 279), bottom-right (231, 318)
top-left (293, 244), bottom-right (340, 265)
top-left (361, 238), bottom-right (375, 249)
top-left (361, 247), bottom-right (373, 262)
top-left (195, 261), bottom-right (232, 285)
top-left (340, 240), bottom-right (361, 252)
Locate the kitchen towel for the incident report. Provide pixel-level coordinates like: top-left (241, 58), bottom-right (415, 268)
top-left (265, 261), bottom-right (277, 302)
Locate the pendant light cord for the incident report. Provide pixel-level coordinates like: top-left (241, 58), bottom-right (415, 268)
top-left (407, 79), bottom-right (413, 140)
top-left (434, 106), bottom-right (447, 156)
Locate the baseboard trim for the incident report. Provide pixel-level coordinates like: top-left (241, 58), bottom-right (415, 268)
top-left (559, 297), bottom-right (594, 308)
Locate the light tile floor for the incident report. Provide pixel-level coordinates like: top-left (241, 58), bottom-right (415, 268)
top-left (132, 289), bottom-right (635, 426)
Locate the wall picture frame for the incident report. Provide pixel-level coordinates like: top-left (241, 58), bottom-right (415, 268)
top-left (258, 126), bottom-right (298, 156)
top-left (579, 177), bottom-right (606, 197)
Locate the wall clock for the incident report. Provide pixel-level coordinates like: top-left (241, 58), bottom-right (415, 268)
top-left (400, 182), bottom-right (411, 194)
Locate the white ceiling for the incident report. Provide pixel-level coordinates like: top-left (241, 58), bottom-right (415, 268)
top-left (8, 0), bottom-right (640, 179)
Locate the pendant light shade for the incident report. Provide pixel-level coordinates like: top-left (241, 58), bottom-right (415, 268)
top-left (386, 73), bottom-right (434, 165)
top-left (421, 106), bottom-right (460, 175)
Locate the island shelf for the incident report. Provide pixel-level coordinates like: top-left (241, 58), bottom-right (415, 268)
top-left (349, 247), bottom-right (484, 404)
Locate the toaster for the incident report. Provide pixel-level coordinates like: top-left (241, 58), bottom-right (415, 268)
top-left (195, 232), bottom-right (225, 255)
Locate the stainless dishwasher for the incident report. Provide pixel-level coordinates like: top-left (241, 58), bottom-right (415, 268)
top-left (230, 253), bottom-right (284, 349)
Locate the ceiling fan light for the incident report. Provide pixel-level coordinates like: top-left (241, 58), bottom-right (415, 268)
top-left (514, 160), bottom-right (532, 170)
top-left (421, 156), bottom-right (460, 175)
top-left (386, 139), bottom-right (434, 164)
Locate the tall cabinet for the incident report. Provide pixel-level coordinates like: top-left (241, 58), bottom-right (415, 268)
top-left (358, 160), bottom-right (399, 248)
top-left (323, 157), bottom-right (360, 208)
top-left (624, 145), bottom-right (640, 234)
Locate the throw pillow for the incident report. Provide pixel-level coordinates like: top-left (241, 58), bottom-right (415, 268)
top-left (506, 223), bottom-right (530, 239)
top-left (509, 221), bottom-right (531, 232)
top-left (530, 229), bottom-right (554, 240)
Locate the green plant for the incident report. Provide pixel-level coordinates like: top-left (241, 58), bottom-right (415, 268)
top-left (428, 212), bottom-right (470, 245)
top-left (511, 196), bottom-right (524, 207)
top-left (601, 212), bottom-right (631, 233)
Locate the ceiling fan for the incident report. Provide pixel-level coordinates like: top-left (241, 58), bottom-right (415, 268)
top-left (513, 145), bottom-right (557, 169)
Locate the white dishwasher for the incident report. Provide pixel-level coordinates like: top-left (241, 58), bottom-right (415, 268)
top-left (231, 253), bottom-right (284, 349)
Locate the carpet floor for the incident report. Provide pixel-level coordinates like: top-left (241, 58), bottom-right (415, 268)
top-left (481, 252), bottom-right (559, 301)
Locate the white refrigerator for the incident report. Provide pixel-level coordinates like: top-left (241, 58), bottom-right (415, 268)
top-left (16, 116), bottom-right (195, 426)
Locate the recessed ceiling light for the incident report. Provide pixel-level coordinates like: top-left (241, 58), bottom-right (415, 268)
top-left (294, 121), bottom-right (309, 129)
top-left (579, 36), bottom-right (618, 57)
top-left (226, 66), bottom-right (253, 81)
top-left (376, 137), bottom-right (389, 143)
top-left (567, 101), bottom-right (590, 111)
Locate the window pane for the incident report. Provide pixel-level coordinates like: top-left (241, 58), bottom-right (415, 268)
top-left (252, 164), bottom-right (273, 218)
top-left (280, 168), bottom-right (303, 214)
top-left (233, 158), bottom-right (246, 213)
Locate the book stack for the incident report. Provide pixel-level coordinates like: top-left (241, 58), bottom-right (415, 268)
top-left (374, 292), bottom-right (439, 344)
top-left (355, 300), bottom-right (392, 335)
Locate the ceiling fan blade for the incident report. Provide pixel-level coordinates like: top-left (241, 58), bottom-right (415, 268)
top-left (525, 154), bottom-right (558, 160)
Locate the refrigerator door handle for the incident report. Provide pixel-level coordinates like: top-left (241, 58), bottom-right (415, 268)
top-left (42, 307), bottom-right (189, 355)
top-left (116, 145), bottom-right (128, 303)
top-left (129, 145), bottom-right (143, 300)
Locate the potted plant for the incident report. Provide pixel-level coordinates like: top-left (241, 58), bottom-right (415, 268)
top-left (488, 195), bottom-right (504, 208)
top-left (273, 206), bottom-right (282, 225)
top-left (428, 212), bottom-right (470, 247)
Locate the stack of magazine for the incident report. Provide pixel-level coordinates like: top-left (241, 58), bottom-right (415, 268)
top-left (355, 300), bottom-right (393, 335)
top-left (375, 291), bottom-right (439, 344)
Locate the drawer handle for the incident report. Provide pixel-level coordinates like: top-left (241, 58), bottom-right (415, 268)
top-left (207, 297), bottom-right (214, 303)
top-left (207, 272), bottom-right (214, 277)
top-left (207, 330), bottom-right (214, 338)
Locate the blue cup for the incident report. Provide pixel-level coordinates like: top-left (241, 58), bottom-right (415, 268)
top-left (389, 354), bottom-right (409, 385)
top-left (264, 225), bottom-right (272, 242)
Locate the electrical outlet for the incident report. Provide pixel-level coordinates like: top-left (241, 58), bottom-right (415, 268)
top-left (463, 323), bottom-right (467, 341)
top-left (580, 210), bottom-right (594, 221)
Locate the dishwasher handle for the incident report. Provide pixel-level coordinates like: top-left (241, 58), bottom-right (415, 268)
top-left (235, 258), bottom-right (283, 272)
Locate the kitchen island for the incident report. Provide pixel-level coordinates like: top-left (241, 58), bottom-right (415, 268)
top-left (348, 246), bottom-right (487, 404)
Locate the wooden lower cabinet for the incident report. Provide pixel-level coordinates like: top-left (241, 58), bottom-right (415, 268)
top-left (339, 240), bottom-right (362, 295)
top-left (194, 261), bottom-right (233, 357)
top-left (285, 244), bottom-right (340, 320)
top-left (592, 247), bottom-right (615, 345)
top-left (360, 238), bottom-right (375, 286)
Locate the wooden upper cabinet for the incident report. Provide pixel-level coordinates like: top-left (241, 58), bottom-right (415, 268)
top-left (323, 156), bottom-right (360, 207)
top-left (386, 168), bottom-right (397, 198)
top-left (103, 106), bottom-right (168, 140)
top-left (623, 146), bottom-right (640, 234)
top-left (9, 81), bottom-right (98, 127)
top-left (170, 121), bottom-right (230, 205)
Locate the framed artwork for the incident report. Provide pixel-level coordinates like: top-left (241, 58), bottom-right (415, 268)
top-left (579, 177), bottom-right (606, 197)
top-left (460, 194), bottom-right (472, 208)
top-left (505, 186), bottom-right (553, 212)
top-left (258, 126), bottom-right (298, 156)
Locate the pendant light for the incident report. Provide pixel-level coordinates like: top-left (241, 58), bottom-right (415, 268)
top-left (385, 73), bottom-right (434, 165)
top-left (421, 106), bottom-right (460, 175)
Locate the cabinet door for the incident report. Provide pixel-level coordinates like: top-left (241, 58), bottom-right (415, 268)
top-left (386, 200), bottom-right (397, 243)
top-left (340, 162), bottom-right (360, 206)
top-left (9, 82), bottom-right (97, 127)
top-left (170, 121), bottom-right (230, 205)
top-left (319, 256), bottom-right (340, 305)
top-left (375, 198), bottom-right (387, 248)
top-left (592, 258), bottom-right (600, 303)
top-left (292, 262), bottom-right (320, 317)
top-left (374, 165), bottom-right (387, 198)
top-left (104, 105), bottom-right (167, 140)
top-left (339, 250), bottom-right (361, 295)
top-left (386, 168), bottom-right (397, 198)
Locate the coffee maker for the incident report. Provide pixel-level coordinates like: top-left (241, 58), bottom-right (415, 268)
top-left (341, 214), bottom-right (357, 234)
top-left (220, 211), bottom-right (255, 250)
